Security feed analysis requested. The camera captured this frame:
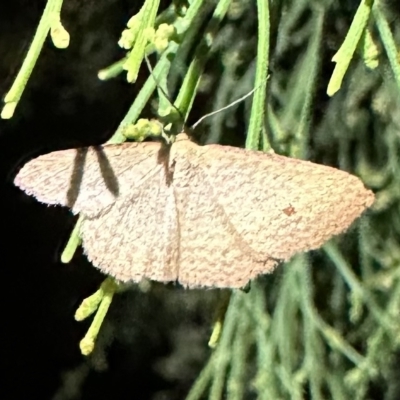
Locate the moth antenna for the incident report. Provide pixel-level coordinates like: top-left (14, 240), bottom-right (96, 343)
top-left (144, 56), bottom-right (185, 129)
top-left (146, 55), bottom-right (268, 135)
top-left (191, 80), bottom-right (268, 130)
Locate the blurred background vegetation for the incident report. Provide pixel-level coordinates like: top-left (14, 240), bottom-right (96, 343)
top-left (0, 0), bottom-right (399, 399)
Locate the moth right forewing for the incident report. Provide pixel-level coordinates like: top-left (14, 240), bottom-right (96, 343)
top-left (196, 144), bottom-right (374, 261)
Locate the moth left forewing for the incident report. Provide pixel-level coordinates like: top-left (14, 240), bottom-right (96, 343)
top-left (14, 148), bottom-right (92, 210)
top-left (14, 141), bottom-right (165, 217)
top-left (197, 144), bottom-right (374, 261)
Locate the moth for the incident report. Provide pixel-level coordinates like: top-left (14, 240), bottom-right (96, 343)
top-left (14, 133), bottom-right (374, 288)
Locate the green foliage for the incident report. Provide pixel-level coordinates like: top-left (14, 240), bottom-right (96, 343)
top-left (1, 0), bottom-right (68, 119)
top-left (4, 0), bottom-right (400, 398)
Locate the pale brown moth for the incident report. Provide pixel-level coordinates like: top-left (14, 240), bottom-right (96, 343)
top-left (14, 133), bottom-right (374, 288)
